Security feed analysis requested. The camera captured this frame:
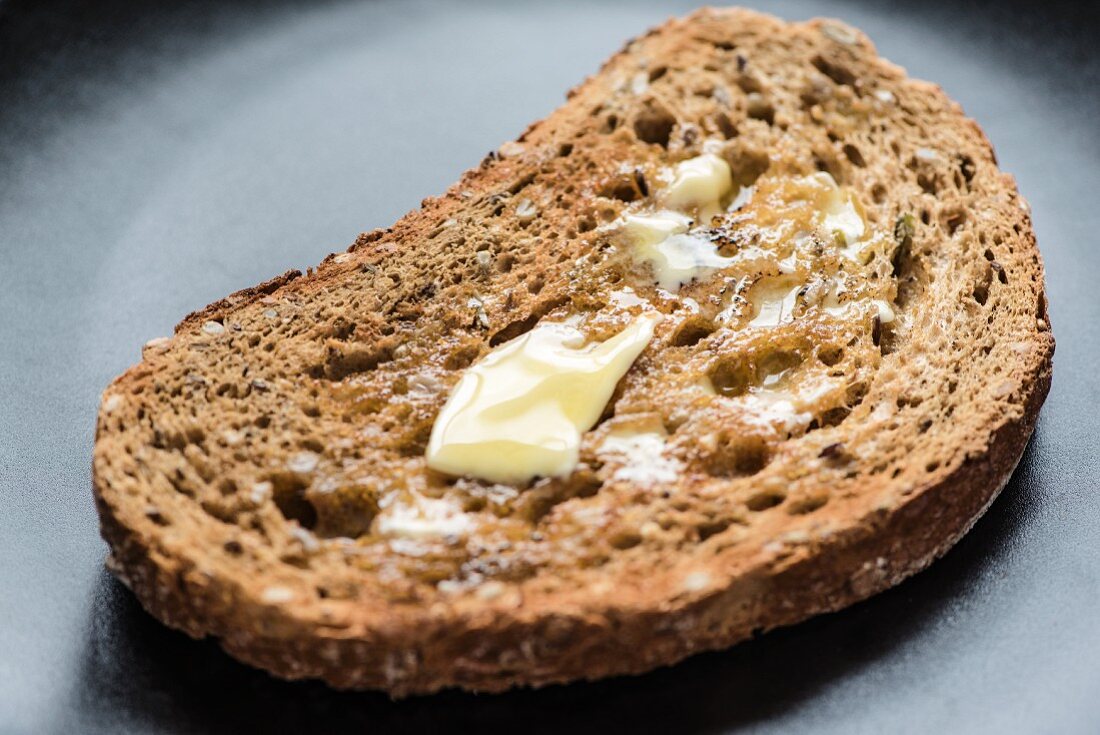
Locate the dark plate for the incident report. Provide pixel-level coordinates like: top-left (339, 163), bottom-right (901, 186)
top-left (2, 1), bottom-right (1098, 733)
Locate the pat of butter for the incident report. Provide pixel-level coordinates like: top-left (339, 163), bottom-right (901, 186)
top-left (663, 153), bottom-right (734, 221)
top-left (626, 212), bottom-right (734, 290)
top-left (426, 314), bottom-right (660, 484)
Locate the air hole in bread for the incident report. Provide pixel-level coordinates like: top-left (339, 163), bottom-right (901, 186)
top-left (714, 111), bottom-right (737, 139)
top-left (706, 435), bottom-right (771, 478)
top-left (707, 356), bottom-right (751, 397)
top-left (516, 472), bottom-right (602, 523)
top-left (813, 154), bottom-right (845, 184)
top-left (818, 345), bottom-right (844, 366)
top-left (811, 55), bottom-right (856, 87)
top-left (727, 147), bottom-right (770, 187)
top-left (973, 264), bottom-right (992, 306)
top-left (268, 473), bottom-right (319, 530)
top-left (696, 518), bottom-right (731, 541)
top-left (756, 350), bottom-right (802, 381)
top-left (942, 209), bottom-right (967, 236)
top-left (489, 297), bottom-right (569, 347)
top-left (746, 94), bottom-right (774, 124)
top-left (598, 171), bottom-right (643, 203)
top-left (842, 143), bottom-right (866, 168)
top-left (633, 101), bottom-right (676, 147)
top-left (735, 72), bottom-right (762, 94)
top-left (819, 406), bottom-right (850, 427)
top-left (322, 341), bottom-right (395, 381)
top-left (896, 394), bottom-right (923, 409)
top-left (787, 495), bottom-right (828, 515)
top-left (144, 507), bottom-right (171, 526)
top-left (745, 489), bottom-right (785, 511)
top-left (608, 528), bottom-right (642, 550)
top-left (669, 316), bottom-right (716, 347)
top-left (508, 173), bottom-right (536, 196)
top-left (958, 154), bottom-right (977, 184)
top-left (648, 65), bottom-right (669, 82)
top-left (329, 316), bottom-right (356, 341)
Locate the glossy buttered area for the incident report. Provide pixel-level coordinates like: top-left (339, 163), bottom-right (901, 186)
top-left (0, 1), bottom-right (1097, 734)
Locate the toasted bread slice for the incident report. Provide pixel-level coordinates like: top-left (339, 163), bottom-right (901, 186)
top-left (93, 8), bottom-right (1053, 694)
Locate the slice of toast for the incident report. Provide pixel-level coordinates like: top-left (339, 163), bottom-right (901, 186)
top-left (93, 7), bottom-right (1053, 695)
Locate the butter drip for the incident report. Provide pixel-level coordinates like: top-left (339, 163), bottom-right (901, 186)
top-left (426, 314), bottom-right (660, 484)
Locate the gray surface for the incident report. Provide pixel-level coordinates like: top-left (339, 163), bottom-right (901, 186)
top-left (0, 0), bottom-right (1097, 733)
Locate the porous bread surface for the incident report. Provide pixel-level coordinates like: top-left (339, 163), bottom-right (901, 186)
top-left (93, 7), bottom-right (1053, 694)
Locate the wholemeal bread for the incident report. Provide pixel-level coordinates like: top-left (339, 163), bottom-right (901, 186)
top-left (93, 7), bottom-right (1053, 695)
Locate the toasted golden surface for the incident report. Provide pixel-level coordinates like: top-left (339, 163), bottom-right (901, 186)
top-left (94, 8), bottom-right (1052, 694)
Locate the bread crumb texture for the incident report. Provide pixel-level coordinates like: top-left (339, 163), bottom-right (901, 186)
top-left (94, 8), bottom-right (1052, 694)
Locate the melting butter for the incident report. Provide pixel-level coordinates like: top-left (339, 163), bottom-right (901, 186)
top-left (662, 153), bottom-right (734, 221)
top-left (738, 377), bottom-right (839, 432)
top-left (746, 172), bottom-right (867, 259)
top-left (375, 495), bottom-right (474, 539)
top-left (626, 212), bottom-right (735, 290)
top-left (747, 276), bottom-right (896, 329)
top-left (618, 153), bottom-right (739, 290)
top-left (700, 373), bottom-right (841, 432)
top-left (599, 425), bottom-right (682, 485)
top-left (823, 298), bottom-right (897, 324)
top-left (426, 314), bottom-right (660, 484)
top-left (747, 279), bottom-right (802, 328)
top-left (621, 210), bottom-right (692, 246)
top-left (793, 172), bottom-right (867, 257)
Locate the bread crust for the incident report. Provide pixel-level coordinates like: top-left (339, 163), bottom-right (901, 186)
top-left (92, 7), bottom-right (1055, 695)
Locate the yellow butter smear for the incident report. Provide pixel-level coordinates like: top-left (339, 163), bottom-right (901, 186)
top-left (426, 314), bottom-right (660, 484)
